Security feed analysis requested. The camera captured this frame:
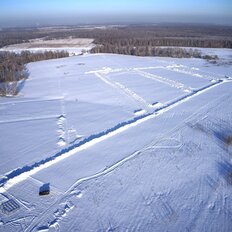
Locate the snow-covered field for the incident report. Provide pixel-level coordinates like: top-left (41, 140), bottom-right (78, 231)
top-left (0, 38), bottom-right (94, 55)
top-left (0, 52), bottom-right (232, 231)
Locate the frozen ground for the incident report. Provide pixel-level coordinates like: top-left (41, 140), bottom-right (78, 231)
top-left (0, 52), bottom-right (232, 231)
top-left (0, 38), bottom-right (94, 55)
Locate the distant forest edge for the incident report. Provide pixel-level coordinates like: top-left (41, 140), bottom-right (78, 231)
top-left (0, 25), bottom-right (232, 49)
top-left (88, 26), bottom-right (231, 56)
top-left (0, 51), bottom-right (69, 96)
top-left (91, 46), bottom-right (218, 60)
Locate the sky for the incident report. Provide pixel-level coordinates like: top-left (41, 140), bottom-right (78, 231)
top-left (0, 0), bottom-right (232, 27)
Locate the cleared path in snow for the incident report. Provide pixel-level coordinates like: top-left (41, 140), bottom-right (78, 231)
top-left (135, 69), bottom-right (192, 93)
top-left (94, 71), bottom-right (153, 110)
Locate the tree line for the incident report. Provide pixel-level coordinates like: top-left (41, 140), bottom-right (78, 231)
top-left (91, 45), bottom-right (218, 60)
top-left (93, 37), bottom-right (232, 49)
top-left (0, 51), bottom-right (69, 96)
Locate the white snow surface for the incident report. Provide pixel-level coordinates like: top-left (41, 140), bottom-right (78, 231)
top-left (0, 52), bottom-right (232, 231)
top-left (0, 47), bottom-right (93, 56)
top-left (0, 38), bottom-right (95, 56)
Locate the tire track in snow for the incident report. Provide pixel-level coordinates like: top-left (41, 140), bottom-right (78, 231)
top-left (0, 97), bottom-right (64, 106)
top-left (94, 72), bottom-right (153, 110)
top-left (0, 79), bottom-right (224, 193)
top-left (27, 91), bottom-right (228, 232)
top-left (186, 176), bottom-right (222, 232)
top-left (25, 87), bottom-right (228, 232)
top-left (165, 65), bottom-right (222, 81)
top-left (0, 114), bottom-right (61, 124)
top-left (135, 69), bottom-right (192, 93)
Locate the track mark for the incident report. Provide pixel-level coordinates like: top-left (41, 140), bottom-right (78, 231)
top-left (0, 97), bottom-right (64, 106)
top-left (68, 128), bottom-right (82, 144)
top-left (94, 71), bottom-right (153, 110)
top-left (166, 65), bottom-right (221, 81)
top-left (150, 132), bottom-right (182, 149)
top-left (146, 193), bottom-right (178, 224)
top-left (37, 201), bottom-right (74, 231)
top-left (57, 115), bottom-right (67, 147)
top-left (24, 86), bottom-right (229, 231)
top-left (0, 79), bottom-right (224, 193)
top-left (0, 114), bottom-right (60, 124)
top-left (134, 69), bottom-right (192, 93)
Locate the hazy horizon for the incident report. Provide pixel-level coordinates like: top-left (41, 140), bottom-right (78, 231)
top-left (1, 0), bottom-right (232, 28)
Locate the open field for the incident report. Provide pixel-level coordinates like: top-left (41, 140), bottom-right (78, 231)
top-left (0, 38), bottom-right (94, 55)
top-left (0, 52), bottom-right (232, 231)
top-left (1, 38), bottom-right (94, 49)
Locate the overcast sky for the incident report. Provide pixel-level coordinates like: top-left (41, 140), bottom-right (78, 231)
top-left (1, 0), bottom-right (232, 27)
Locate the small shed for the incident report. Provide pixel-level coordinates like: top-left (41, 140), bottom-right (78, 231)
top-left (39, 183), bottom-right (50, 196)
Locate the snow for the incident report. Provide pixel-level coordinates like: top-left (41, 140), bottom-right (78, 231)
top-left (0, 194), bottom-right (8, 204)
top-left (108, 72), bottom-right (185, 106)
top-left (0, 38), bottom-right (95, 56)
top-left (0, 51), bottom-right (232, 231)
top-left (0, 47), bottom-right (93, 56)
